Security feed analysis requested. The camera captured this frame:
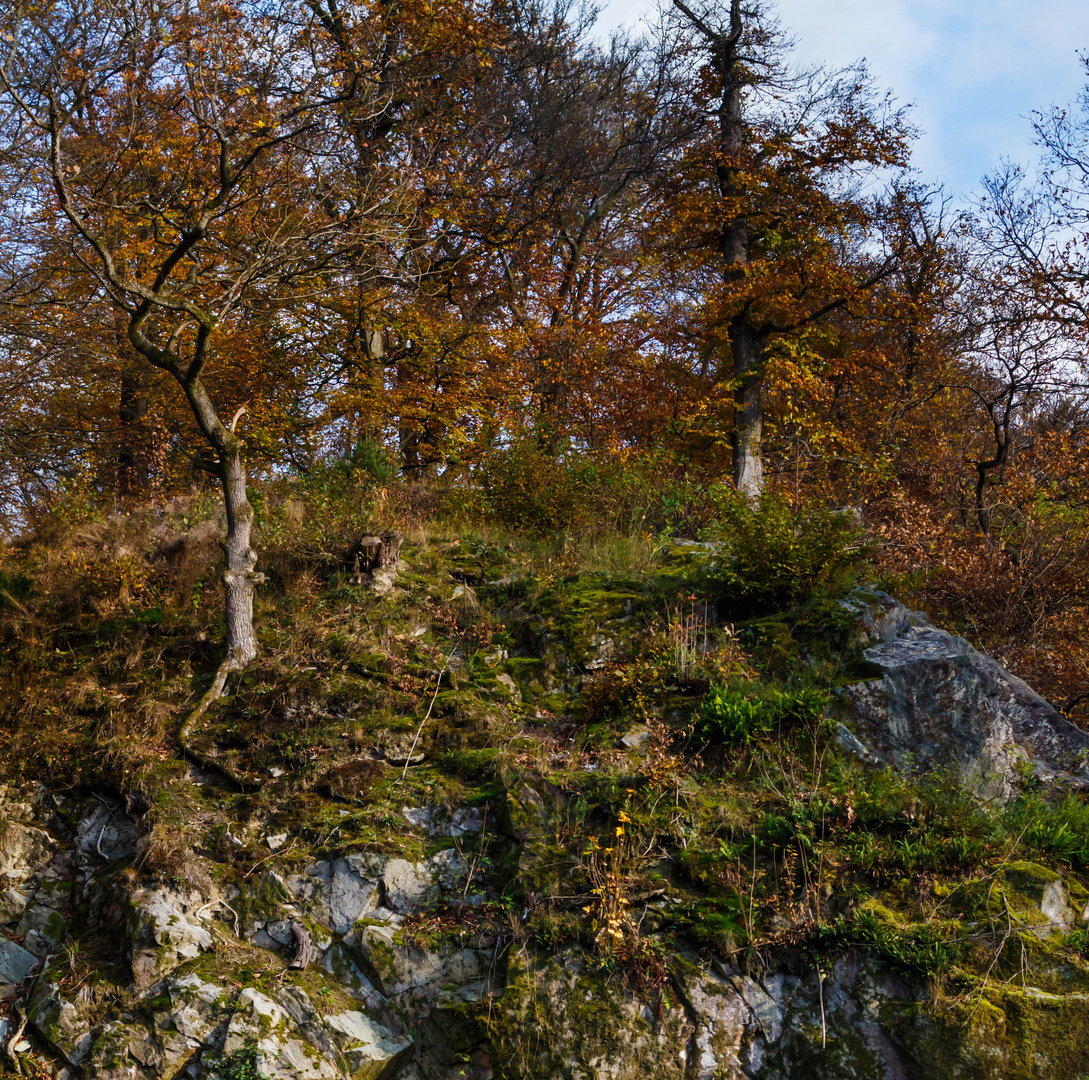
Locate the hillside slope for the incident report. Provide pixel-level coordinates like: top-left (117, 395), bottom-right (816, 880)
top-left (1, 513), bottom-right (1089, 1078)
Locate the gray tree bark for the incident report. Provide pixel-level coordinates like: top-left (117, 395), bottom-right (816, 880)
top-left (676, 0), bottom-right (765, 497)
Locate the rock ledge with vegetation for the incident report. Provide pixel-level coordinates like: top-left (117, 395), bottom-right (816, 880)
top-left (2, 511), bottom-right (1089, 1079)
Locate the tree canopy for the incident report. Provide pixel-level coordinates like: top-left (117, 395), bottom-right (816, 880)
top-left (4, 0), bottom-right (1089, 714)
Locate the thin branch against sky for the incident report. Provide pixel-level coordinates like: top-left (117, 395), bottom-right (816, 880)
top-left (596, 0), bottom-right (1089, 201)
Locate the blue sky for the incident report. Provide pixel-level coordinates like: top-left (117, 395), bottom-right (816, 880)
top-left (596, 0), bottom-right (1089, 201)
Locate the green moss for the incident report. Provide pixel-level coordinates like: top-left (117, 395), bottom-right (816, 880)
top-left (490, 952), bottom-right (687, 1080)
top-left (904, 986), bottom-right (1089, 1079)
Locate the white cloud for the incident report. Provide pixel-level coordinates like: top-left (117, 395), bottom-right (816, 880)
top-left (596, 0), bottom-right (1089, 198)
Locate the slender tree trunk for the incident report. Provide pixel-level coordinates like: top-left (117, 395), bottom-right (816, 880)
top-left (157, 344), bottom-right (266, 673)
top-left (702, 0), bottom-right (767, 497)
top-left (117, 366), bottom-right (151, 500)
top-left (731, 319), bottom-right (764, 497)
top-left (115, 312), bottom-right (151, 502)
top-left (220, 444), bottom-right (261, 670)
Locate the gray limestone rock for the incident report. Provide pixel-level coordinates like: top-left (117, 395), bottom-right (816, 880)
top-left (321, 1009), bottom-right (412, 1078)
top-left (352, 922), bottom-right (484, 1008)
top-left (330, 858), bottom-right (383, 933)
top-left (376, 732), bottom-right (425, 767)
top-left (127, 886), bottom-right (214, 989)
top-left (147, 973), bottom-right (234, 1075)
top-left (76, 807), bottom-right (138, 864)
top-left (0, 887), bottom-right (30, 924)
top-left (840, 588), bottom-right (934, 645)
top-left (496, 948), bottom-right (929, 1080)
top-left (220, 988), bottom-right (339, 1080)
top-left (0, 938), bottom-right (38, 984)
top-left (217, 985), bottom-right (411, 1080)
top-left (619, 726), bottom-right (651, 751)
top-left (839, 594), bottom-right (1089, 800)
top-left (672, 965), bottom-right (751, 1079)
top-left (18, 873), bottom-right (73, 957)
top-left (381, 859), bottom-right (432, 914)
top-left (401, 805), bottom-right (483, 838)
top-left (280, 859), bottom-right (387, 936)
top-left (0, 822), bottom-right (53, 885)
top-left (28, 979), bottom-right (96, 1065)
top-left (81, 1021), bottom-right (139, 1080)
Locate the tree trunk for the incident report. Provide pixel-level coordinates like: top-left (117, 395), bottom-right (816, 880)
top-left (116, 311), bottom-right (152, 502)
top-left (161, 350), bottom-right (266, 675)
top-left (220, 444), bottom-right (263, 671)
top-left (731, 320), bottom-right (764, 498)
top-left (706, 0), bottom-right (767, 498)
top-left (117, 366), bottom-right (151, 501)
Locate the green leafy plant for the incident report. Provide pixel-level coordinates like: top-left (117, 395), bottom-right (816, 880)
top-left (221, 1045), bottom-right (269, 1080)
top-left (706, 492), bottom-right (871, 613)
top-left (475, 436), bottom-right (589, 534)
top-left (698, 678), bottom-right (828, 744)
top-left (829, 909), bottom-right (962, 977)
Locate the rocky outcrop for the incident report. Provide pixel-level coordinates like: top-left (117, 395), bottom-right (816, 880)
top-left (10, 572), bottom-right (1089, 1080)
top-left (492, 948), bottom-right (931, 1080)
top-left (0, 781), bottom-right (496, 1080)
top-left (837, 591), bottom-right (1089, 801)
top-left (126, 886), bottom-right (216, 989)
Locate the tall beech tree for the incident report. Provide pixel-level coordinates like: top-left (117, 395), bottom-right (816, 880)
top-left (669, 0), bottom-right (912, 495)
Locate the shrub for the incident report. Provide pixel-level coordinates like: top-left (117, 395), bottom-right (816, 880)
top-left (706, 492), bottom-right (871, 613)
top-left (476, 436), bottom-right (588, 533)
top-left (581, 659), bottom-right (660, 721)
top-left (697, 678), bottom-right (827, 745)
top-left (341, 437), bottom-right (394, 482)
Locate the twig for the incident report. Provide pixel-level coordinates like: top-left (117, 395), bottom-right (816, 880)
top-left (5, 952), bottom-right (52, 1076)
top-left (462, 805), bottom-right (489, 899)
top-left (95, 813), bottom-right (110, 858)
top-left (244, 839), bottom-right (298, 879)
top-left (398, 641), bottom-right (460, 784)
top-left (195, 898), bottom-right (241, 936)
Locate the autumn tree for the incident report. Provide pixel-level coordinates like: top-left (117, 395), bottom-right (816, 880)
top-left (666, 0), bottom-right (912, 495)
top-left (0, 0), bottom-right (402, 680)
top-left (465, 2), bottom-right (685, 452)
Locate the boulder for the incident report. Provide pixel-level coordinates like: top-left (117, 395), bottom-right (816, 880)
top-left (839, 593), bottom-right (1089, 801)
top-left (220, 987), bottom-right (340, 1080)
top-left (0, 886), bottom-right (30, 924)
top-left (376, 732), bottom-right (425, 767)
top-left (81, 1021), bottom-right (142, 1080)
top-left (492, 948), bottom-right (925, 1080)
top-left (351, 923), bottom-right (484, 1008)
top-left (17, 873), bottom-right (73, 957)
top-left (999, 861), bottom-right (1080, 938)
top-left (381, 859), bottom-right (433, 914)
top-left (219, 985), bottom-right (410, 1080)
top-left (76, 806), bottom-right (138, 865)
top-left (492, 949), bottom-right (694, 1080)
top-left (401, 805), bottom-right (483, 838)
top-left (281, 858), bottom-right (385, 935)
top-left (28, 979), bottom-right (96, 1065)
top-left (145, 973), bottom-right (235, 1075)
top-left (0, 938), bottom-right (38, 985)
top-left (321, 1009), bottom-right (412, 1079)
top-left (126, 886), bottom-right (214, 988)
top-left (0, 822), bottom-right (53, 884)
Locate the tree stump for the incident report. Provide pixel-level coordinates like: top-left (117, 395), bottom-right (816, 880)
top-left (351, 532), bottom-right (403, 595)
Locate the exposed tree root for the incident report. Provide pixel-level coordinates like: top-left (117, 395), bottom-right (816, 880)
top-left (177, 657), bottom-right (257, 790)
